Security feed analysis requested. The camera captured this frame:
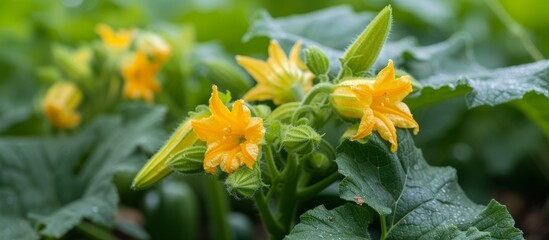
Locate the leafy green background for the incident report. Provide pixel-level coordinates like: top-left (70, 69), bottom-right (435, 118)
top-left (0, 104), bottom-right (166, 238)
top-left (1, 0), bottom-right (548, 239)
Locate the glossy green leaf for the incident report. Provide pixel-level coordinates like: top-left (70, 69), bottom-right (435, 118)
top-left (243, 6), bottom-right (372, 74)
top-left (285, 204), bottom-right (372, 240)
top-left (0, 216), bottom-right (39, 240)
top-left (0, 103), bottom-right (166, 238)
top-left (336, 130), bottom-right (523, 239)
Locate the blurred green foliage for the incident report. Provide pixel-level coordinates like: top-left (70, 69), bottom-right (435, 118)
top-left (1, 0), bottom-right (548, 239)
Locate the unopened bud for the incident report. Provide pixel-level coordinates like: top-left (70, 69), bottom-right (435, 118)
top-left (341, 5), bottom-right (392, 76)
top-left (167, 146), bottom-right (206, 174)
top-left (331, 79), bottom-right (373, 119)
top-left (42, 81), bottom-right (83, 130)
top-left (132, 111), bottom-right (209, 190)
top-left (304, 46), bottom-right (330, 75)
top-left (52, 45), bottom-right (93, 82)
top-left (225, 166), bottom-right (262, 199)
top-left (282, 125), bottom-right (323, 155)
top-left (304, 152), bottom-right (332, 174)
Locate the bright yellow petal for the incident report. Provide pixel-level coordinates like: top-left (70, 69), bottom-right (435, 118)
top-left (377, 102), bottom-right (419, 135)
top-left (374, 60), bottom-right (396, 88)
top-left (209, 85), bottom-right (238, 125)
top-left (372, 111), bottom-right (398, 153)
top-left (236, 56), bottom-right (273, 84)
top-left (191, 117), bottom-right (226, 142)
top-left (289, 40), bottom-right (307, 70)
top-left (230, 100), bottom-right (251, 128)
top-left (268, 40), bottom-right (289, 69)
top-left (220, 148), bottom-right (242, 173)
top-left (351, 108), bottom-right (375, 140)
top-left (243, 85), bottom-right (274, 102)
top-left (241, 142), bottom-right (259, 168)
top-left (244, 118), bottom-right (265, 143)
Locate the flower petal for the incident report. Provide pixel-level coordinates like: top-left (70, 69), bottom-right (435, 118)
top-left (241, 143), bottom-right (259, 169)
top-left (376, 102), bottom-right (419, 135)
top-left (351, 108), bottom-right (375, 140)
top-left (373, 111), bottom-right (398, 153)
top-left (236, 55), bottom-right (273, 84)
top-left (191, 117), bottom-right (225, 143)
top-left (289, 40), bottom-right (307, 70)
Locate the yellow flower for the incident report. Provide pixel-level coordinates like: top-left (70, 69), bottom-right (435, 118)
top-left (137, 32), bottom-right (171, 63)
top-left (236, 40), bottom-right (314, 105)
top-left (122, 51), bottom-right (161, 103)
top-left (192, 85), bottom-right (265, 174)
top-left (42, 82), bottom-right (82, 129)
top-left (332, 60), bottom-right (419, 152)
top-left (95, 24), bottom-right (135, 51)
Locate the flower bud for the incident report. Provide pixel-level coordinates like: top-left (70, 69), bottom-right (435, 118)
top-left (304, 152), bottom-right (332, 174)
top-left (167, 146), bottom-right (206, 174)
top-left (331, 79), bottom-right (373, 119)
top-left (225, 166), bottom-right (262, 199)
top-left (52, 45), bottom-right (93, 83)
top-left (137, 32), bottom-right (171, 63)
top-left (282, 125), bottom-right (323, 155)
top-left (42, 81), bottom-right (83, 130)
top-left (132, 111), bottom-right (209, 190)
top-left (341, 5), bottom-right (392, 76)
top-left (304, 46), bottom-right (330, 75)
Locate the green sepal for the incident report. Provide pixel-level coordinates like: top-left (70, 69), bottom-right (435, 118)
top-left (167, 146), bottom-right (206, 174)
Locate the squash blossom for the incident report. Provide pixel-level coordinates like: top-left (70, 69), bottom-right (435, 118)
top-left (132, 112), bottom-right (208, 190)
top-left (236, 40), bottom-right (314, 105)
top-left (121, 51), bottom-right (161, 103)
top-left (95, 24), bottom-right (135, 51)
top-left (192, 85), bottom-right (265, 174)
top-left (42, 82), bottom-right (82, 129)
top-left (331, 60), bottom-right (419, 152)
top-left (137, 32), bottom-right (171, 63)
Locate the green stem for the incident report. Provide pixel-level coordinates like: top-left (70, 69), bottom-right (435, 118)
top-left (274, 154), bottom-right (300, 239)
top-left (75, 222), bottom-right (118, 240)
top-left (319, 139), bottom-right (336, 160)
top-left (265, 144), bottom-right (280, 178)
top-left (380, 214), bottom-right (388, 240)
top-left (484, 0), bottom-right (544, 61)
top-left (266, 102), bottom-right (300, 122)
top-left (204, 177), bottom-right (232, 240)
top-left (291, 83), bottom-right (305, 102)
top-left (298, 170), bottom-right (311, 189)
top-left (290, 105), bottom-right (316, 124)
top-left (296, 171), bottom-right (342, 200)
top-left (301, 83), bottom-right (334, 106)
top-left (254, 191), bottom-right (285, 236)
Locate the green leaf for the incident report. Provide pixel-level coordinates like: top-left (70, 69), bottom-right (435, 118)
top-left (336, 130), bottom-right (523, 239)
top-left (243, 6), bottom-right (373, 74)
top-left (285, 204), bottom-right (372, 240)
top-left (0, 103), bottom-right (166, 238)
top-left (513, 92), bottom-right (549, 137)
top-left (0, 216), bottom-right (39, 240)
